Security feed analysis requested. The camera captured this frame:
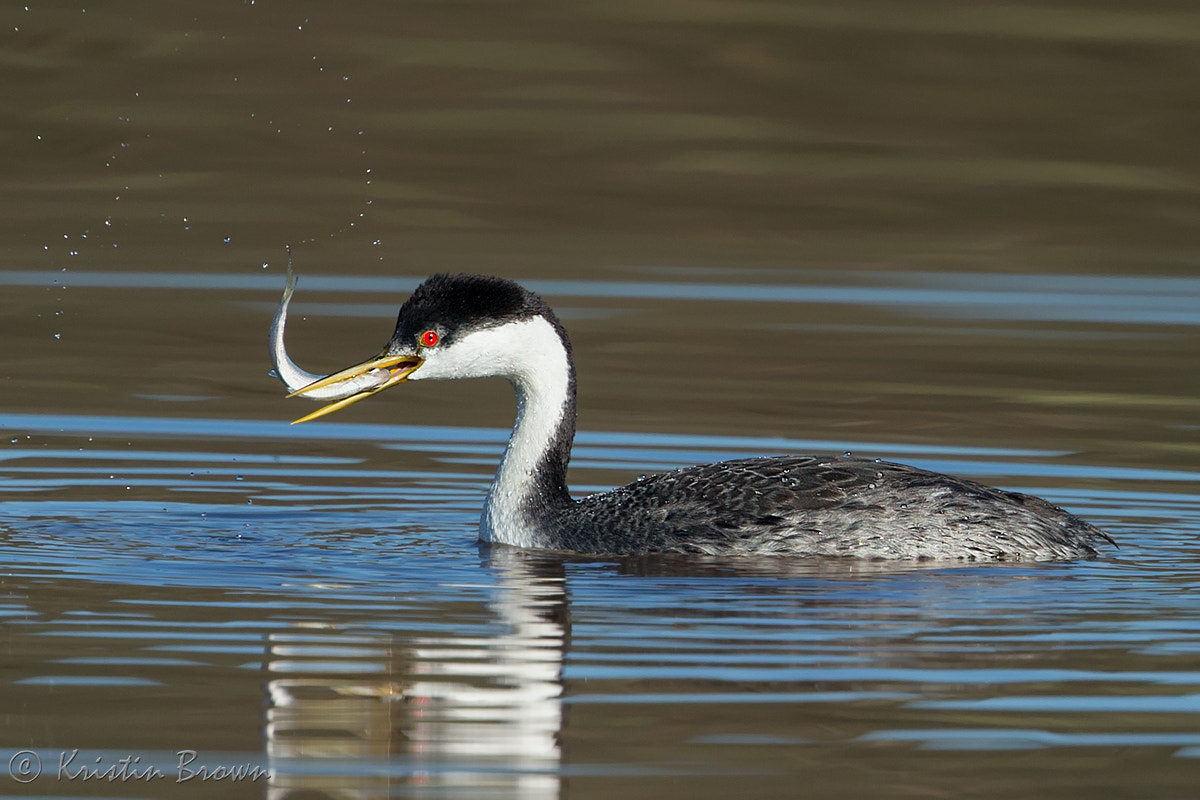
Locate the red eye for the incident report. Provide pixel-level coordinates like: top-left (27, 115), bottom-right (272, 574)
top-left (420, 330), bottom-right (439, 347)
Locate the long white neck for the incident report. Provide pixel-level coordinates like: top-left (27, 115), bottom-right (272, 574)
top-left (411, 315), bottom-right (576, 548)
top-left (482, 318), bottom-right (575, 548)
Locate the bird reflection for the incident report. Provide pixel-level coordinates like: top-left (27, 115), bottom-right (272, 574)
top-left (262, 549), bottom-right (567, 799)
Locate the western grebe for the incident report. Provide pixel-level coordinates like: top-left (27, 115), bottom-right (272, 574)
top-left (270, 270), bottom-right (1113, 560)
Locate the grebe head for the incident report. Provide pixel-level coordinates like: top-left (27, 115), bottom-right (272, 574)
top-left (287, 274), bottom-right (570, 423)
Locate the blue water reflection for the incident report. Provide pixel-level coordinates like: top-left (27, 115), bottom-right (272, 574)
top-left (0, 411), bottom-right (1197, 796)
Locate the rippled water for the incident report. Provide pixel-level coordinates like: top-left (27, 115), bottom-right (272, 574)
top-left (1, 384), bottom-right (1197, 798)
top-left (3, 2), bottom-right (1200, 798)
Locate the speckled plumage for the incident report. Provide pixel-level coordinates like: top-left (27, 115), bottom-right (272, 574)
top-left (542, 455), bottom-right (1112, 559)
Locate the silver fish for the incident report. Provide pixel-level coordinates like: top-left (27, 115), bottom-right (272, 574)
top-left (270, 253), bottom-right (421, 423)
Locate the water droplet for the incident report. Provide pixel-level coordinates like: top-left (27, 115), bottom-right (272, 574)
top-left (222, 237), bottom-right (231, 244)
top-left (842, 450), bottom-right (852, 457)
top-left (53, 332), bottom-right (61, 340)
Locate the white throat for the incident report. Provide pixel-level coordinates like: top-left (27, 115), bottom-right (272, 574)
top-left (413, 316), bottom-right (572, 548)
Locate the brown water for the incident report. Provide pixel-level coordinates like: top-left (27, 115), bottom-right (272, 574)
top-left (2, 2), bottom-right (1199, 798)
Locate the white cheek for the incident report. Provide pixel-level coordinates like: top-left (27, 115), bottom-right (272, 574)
top-left (409, 318), bottom-right (564, 385)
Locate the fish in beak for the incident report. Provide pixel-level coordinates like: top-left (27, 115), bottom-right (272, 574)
top-left (269, 254), bottom-right (421, 424)
top-left (286, 353), bottom-right (423, 423)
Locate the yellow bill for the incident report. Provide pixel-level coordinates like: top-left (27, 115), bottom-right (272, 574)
top-left (289, 353), bottom-right (423, 424)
